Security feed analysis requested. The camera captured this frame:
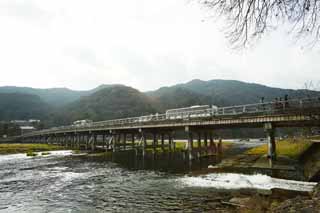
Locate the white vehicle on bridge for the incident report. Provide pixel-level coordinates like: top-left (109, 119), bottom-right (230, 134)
top-left (73, 119), bottom-right (93, 126)
top-left (166, 105), bottom-right (218, 120)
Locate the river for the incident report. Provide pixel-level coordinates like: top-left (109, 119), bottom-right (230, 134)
top-left (0, 142), bottom-right (317, 212)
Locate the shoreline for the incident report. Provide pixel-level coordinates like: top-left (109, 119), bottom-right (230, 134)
top-left (0, 143), bottom-right (66, 155)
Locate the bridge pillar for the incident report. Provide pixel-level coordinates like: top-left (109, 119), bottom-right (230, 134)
top-left (131, 133), bottom-right (135, 149)
top-left (209, 132), bottom-right (216, 155)
top-left (142, 133), bottom-right (147, 157)
top-left (218, 137), bottom-right (222, 155)
top-left (265, 123), bottom-right (276, 160)
top-left (84, 135), bottom-right (88, 150)
top-left (71, 134), bottom-right (75, 148)
top-left (197, 132), bottom-right (201, 158)
top-left (107, 134), bottom-right (112, 151)
top-left (91, 134), bottom-right (97, 151)
top-left (187, 131), bottom-right (194, 160)
top-left (123, 133), bottom-right (126, 150)
top-left (76, 134), bottom-right (80, 149)
top-left (168, 133), bottom-right (173, 153)
top-left (204, 132), bottom-right (208, 156)
top-left (161, 133), bottom-right (165, 152)
top-left (152, 132), bottom-right (157, 154)
top-left (112, 134), bottom-right (116, 153)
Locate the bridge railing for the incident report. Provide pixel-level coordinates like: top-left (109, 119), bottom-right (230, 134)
top-left (22, 97), bottom-right (320, 137)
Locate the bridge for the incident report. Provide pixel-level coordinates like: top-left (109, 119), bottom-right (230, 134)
top-left (20, 97), bottom-right (320, 160)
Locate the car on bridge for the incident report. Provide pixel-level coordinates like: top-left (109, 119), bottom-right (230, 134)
top-left (165, 105), bottom-right (218, 120)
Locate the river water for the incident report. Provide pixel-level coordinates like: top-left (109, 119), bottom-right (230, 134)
top-left (0, 145), bottom-right (317, 212)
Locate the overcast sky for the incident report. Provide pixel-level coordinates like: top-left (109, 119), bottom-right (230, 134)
top-left (0, 0), bottom-right (319, 91)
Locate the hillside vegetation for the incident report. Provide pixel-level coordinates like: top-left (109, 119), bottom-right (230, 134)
top-left (147, 79), bottom-right (319, 106)
top-left (0, 93), bottom-right (50, 121)
top-left (58, 85), bottom-right (157, 124)
top-left (1, 79), bottom-right (319, 126)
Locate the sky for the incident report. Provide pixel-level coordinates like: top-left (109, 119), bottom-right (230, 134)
top-left (0, 0), bottom-right (319, 91)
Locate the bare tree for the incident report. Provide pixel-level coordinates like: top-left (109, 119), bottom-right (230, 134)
top-left (300, 80), bottom-right (320, 97)
top-left (200, 0), bottom-right (320, 47)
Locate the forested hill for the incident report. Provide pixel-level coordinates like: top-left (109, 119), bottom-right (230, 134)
top-left (147, 79), bottom-right (320, 108)
top-left (0, 84), bottom-right (121, 107)
top-left (0, 93), bottom-right (50, 121)
top-left (55, 85), bottom-right (157, 125)
top-left (1, 80), bottom-right (319, 126)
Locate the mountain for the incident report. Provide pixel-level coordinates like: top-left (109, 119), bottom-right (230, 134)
top-left (0, 93), bottom-right (50, 121)
top-left (57, 85), bottom-right (157, 124)
top-left (1, 79), bottom-right (320, 126)
top-left (147, 79), bottom-right (319, 107)
top-left (0, 84), bottom-right (122, 107)
top-left (147, 87), bottom-right (211, 111)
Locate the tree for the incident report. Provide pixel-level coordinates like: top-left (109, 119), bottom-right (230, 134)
top-left (200, 0), bottom-right (320, 47)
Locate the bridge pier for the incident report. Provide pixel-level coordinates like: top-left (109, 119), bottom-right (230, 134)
top-left (196, 132), bottom-right (201, 158)
top-left (131, 133), bottom-right (135, 149)
top-left (209, 132), bottom-right (216, 155)
top-left (123, 133), bottom-right (127, 150)
top-left (204, 132), bottom-right (208, 156)
top-left (91, 134), bottom-right (97, 151)
top-left (265, 123), bottom-right (276, 160)
top-left (152, 132), bottom-right (157, 154)
top-left (218, 137), bottom-right (222, 155)
top-left (168, 133), bottom-right (173, 152)
top-left (188, 131), bottom-right (194, 160)
top-left (142, 132), bottom-right (147, 157)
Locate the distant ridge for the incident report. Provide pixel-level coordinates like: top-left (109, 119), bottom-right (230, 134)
top-left (0, 79), bottom-right (319, 126)
top-left (0, 84), bottom-right (122, 107)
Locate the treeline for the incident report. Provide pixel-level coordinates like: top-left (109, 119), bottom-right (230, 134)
top-left (0, 80), bottom-right (319, 129)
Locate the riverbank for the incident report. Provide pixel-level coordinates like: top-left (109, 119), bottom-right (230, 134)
top-left (214, 138), bottom-right (313, 178)
top-left (220, 183), bottom-right (320, 212)
top-left (0, 143), bottom-right (65, 155)
top-left (246, 138), bottom-right (313, 159)
top-left (207, 137), bottom-right (320, 211)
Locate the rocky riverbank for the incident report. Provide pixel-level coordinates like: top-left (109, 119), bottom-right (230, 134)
top-left (211, 184), bottom-right (319, 212)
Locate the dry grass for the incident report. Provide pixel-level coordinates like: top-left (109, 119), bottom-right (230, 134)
top-left (245, 138), bottom-right (313, 159)
top-left (0, 144), bottom-right (64, 155)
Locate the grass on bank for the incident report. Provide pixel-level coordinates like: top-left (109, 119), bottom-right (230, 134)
top-left (0, 144), bottom-right (64, 155)
top-left (26, 151), bottom-right (38, 157)
top-left (245, 138), bottom-right (313, 159)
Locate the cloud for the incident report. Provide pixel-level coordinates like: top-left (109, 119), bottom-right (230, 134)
top-left (0, 0), bottom-right (318, 91)
top-left (0, 0), bottom-right (54, 26)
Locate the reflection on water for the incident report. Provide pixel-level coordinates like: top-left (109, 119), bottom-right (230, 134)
top-left (108, 151), bottom-right (222, 174)
top-left (0, 150), bottom-right (316, 212)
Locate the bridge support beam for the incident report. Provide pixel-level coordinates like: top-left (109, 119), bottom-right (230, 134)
top-left (188, 131), bottom-right (194, 160)
top-left (265, 123), bottom-right (276, 160)
top-left (131, 133), bottom-right (135, 149)
top-left (218, 137), bottom-right (222, 155)
top-left (209, 132), bottom-right (216, 155)
top-left (160, 133), bottom-right (165, 152)
top-left (197, 132), bottom-right (201, 158)
top-left (204, 132), bottom-right (208, 156)
top-left (112, 134), bottom-right (116, 153)
top-left (152, 132), bottom-right (157, 154)
top-left (142, 133), bottom-right (147, 157)
top-left (123, 133), bottom-right (127, 150)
